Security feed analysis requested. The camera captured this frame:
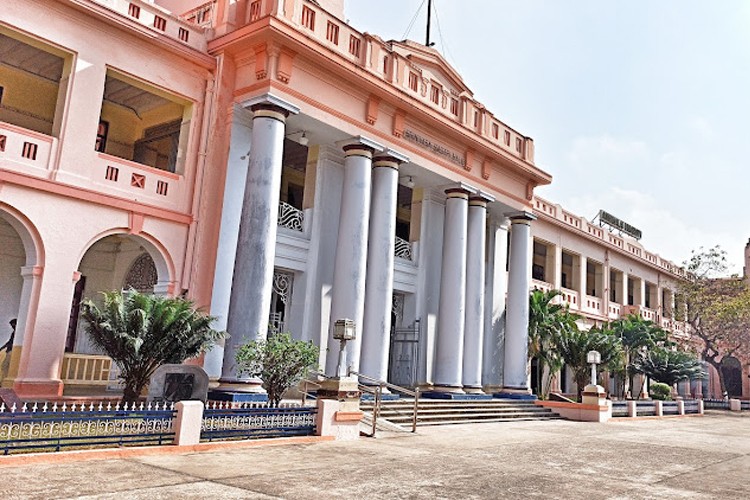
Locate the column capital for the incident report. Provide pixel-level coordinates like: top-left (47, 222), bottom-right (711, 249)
top-left (337, 136), bottom-right (384, 158)
top-left (444, 181), bottom-right (477, 199)
top-left (242, 93), bottom-right (300, 120)
top-left (505, 211), bottom-right (537, 225)
top-left (469, 191), bottom-right (495, 207)
top-left (373, 148), bottom-right (410, 167)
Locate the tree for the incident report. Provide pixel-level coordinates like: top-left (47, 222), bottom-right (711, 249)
top-left (556, 325), bottom-right (623, 401)
top-left (528, 289), bottom-right (566, 399)
top-left (679, 246), bottom-right (750, 396)
top-left (607, 315), bottom-right (670, 399)
top-left (81, 290), bottom-right (224, 403)
top-left (235, 332), bottom-right (319, 406)
top-left (632, 347), bottom-right (705, 388)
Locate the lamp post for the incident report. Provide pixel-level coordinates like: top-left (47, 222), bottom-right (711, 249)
top-left (587, 350), bottom-right (601, 386)
top-left (333, 319), bottom-right (356, 378)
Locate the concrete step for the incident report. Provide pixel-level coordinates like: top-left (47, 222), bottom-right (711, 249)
top-left (361, 398), bottom-right (562, 430)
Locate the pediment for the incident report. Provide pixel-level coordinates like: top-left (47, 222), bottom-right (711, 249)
top-left (390, 40), bottom-right (473, 97)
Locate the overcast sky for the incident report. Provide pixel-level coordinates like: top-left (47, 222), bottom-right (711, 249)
top-left (345, 0), bottom-right (750, 273)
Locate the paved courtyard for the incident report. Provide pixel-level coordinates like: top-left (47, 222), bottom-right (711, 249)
top-left (0, 412), bottom-right (748, 499)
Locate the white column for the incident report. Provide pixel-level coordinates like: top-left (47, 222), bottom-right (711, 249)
top-left (221, 95), bottom-right (299, 390)
top-left (621, 272), bottom-right (629, 306)
top-left (433, 186), bottom-right (472, 393)
top-left (553, 244), bottom-right (562, 290)
top-left (204, 109), bottom-right (253, 379)
top-left (483, 218), bottom-right (509, 393)
top-left (502, 211), bottom-right (536, 395)
top-left (360, 151), bottom-right (409, 381)
top-left (579, 255), bottom-right (588, 302)
top-left (325, 137), bottom-right (384, 376)
top-left (462, 193), bottom-right (493, 392)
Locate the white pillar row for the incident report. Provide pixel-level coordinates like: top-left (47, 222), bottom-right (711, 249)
top-left (502, 211), bottom-right (536, 395)
top-left (553, 244), bottom-right (562, 290)
top-left (621, 272), bottom-right (629, 306)
top-left (204, 106), bottom-right (253, 380)
top-left (462, 193), bottom-right (494, 393)
top-left (433, 185), bottom-right (473, 393)
top-left (360, 150), bottom-right (409, 382)
top-left (220, 94), bottom-right (299, 390)
top-left (579, 254), bottom-right (588, 300)
top-left (324, 136), bottom-right (384, 376)
top-left (482, 217), bottom-right (509, 393)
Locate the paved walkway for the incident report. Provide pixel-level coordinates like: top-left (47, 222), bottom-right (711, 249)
top-left (1, 412), bottom-right (748, 499)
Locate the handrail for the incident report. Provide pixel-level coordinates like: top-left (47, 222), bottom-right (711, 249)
top-left (348, 369), bottom-right (419, 433)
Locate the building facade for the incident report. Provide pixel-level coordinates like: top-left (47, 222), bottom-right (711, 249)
top-left (0, 0), bottom-right (746, 400)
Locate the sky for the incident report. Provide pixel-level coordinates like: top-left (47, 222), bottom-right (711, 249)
top-left (345, 0), bottom-right (750, 274)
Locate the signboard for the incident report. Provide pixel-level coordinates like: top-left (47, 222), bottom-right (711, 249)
top-left (598, 210), bottom-right (642, 240)
top-left (403, 129), bottom-right (466, 168)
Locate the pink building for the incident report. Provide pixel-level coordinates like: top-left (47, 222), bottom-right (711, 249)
top-left (0, 0), bottom-right (745, 401)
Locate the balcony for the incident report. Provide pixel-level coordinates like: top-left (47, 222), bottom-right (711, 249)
top-left (559, 287), bottom-right (579, 308)
top-left (621, 305), bottom-right (657, 322)
top-left (278, 200), bottom-right (304, 232)
top-left (531, 279), bottom-right (553, 294)
top-left (395, 236), bottom-right (414, 261)
top-left (0, 122), bottom-right (56, 177)
top-left (581, 295), bottom-right (603, 315)
top-left (93, 153), bottom-right (186, 211)
top-left (608, 302), bottom-right (621, 320)
top-left (92, 0), bottom-right (207, 51)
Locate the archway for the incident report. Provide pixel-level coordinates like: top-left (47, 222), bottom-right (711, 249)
top-left (0, 206), bottom-right (42, 386)
top-left (67, 233), bottom-right (171, 355)
top-left (721, 356), bottom-right (743, 397)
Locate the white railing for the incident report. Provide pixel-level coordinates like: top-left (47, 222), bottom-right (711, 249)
top-left (60, 353), bottom-right (113, 386)
top-left (0, 121), bottom-right (55, 175)
top-left (531, 279), bottom-right (553, 294)
top-left (278, 201), bottom-right (304, 231)
top-left (582, 295), bottom-right (602, 315)
top-left (394, 236), bottom-right (413, 261)
top-left (608, 302), bottom-right (621, 319)
top-left (559, 287), bottom-right (579, 308)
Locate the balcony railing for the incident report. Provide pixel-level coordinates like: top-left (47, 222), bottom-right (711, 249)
top-left (0, 121), bottom-right (55, 176)
top-left (278, 201), bottom-right (304, 231)
top-left (531, 279), bottom-right (553, 294)
top-left (559, 287), bottom-right (579, 308)
top-left (394, 236), bottom-right (413, 261)
top-left (60, 353), bottom-right (112, 386)
top-left (582, 295), bottom-right (602, 315)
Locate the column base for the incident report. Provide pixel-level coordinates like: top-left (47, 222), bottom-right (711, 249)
top-left (495, 388), bottom-right (537, 400)
top-left (462, 386), bottom-right (486, 394)
top-left (208, 379), bottom-right (268, 403)
top-left (13, 379), bottom-right (64, 399)
top-left (422, 386), bottom-right (492, 400)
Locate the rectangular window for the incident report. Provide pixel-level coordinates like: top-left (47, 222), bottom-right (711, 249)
top-left (430, 85), bottom-right (440, 104)
top-left (450, 98), bottom-right (459, 116)
top-left (153, 16), bottom-right (167, 31)
top-left (348, 35), bottom-right (361, 57)
top-left (408, 72), bottom-right (419, 92)
top-left (515, 137), bottom-right (523, 152)
top-left (178, 27), bottom-right (189, 42)
top-left (492, 123), bottom-right (499, 139)
top-left (326, 21), bottom-right (339, 44)
top-left (95, 120), bottom-right (109, 153)
top-left (249, 0), bottom-right (262, 21)
top-left (22, 142), bottom-right (38, 160)
top-left (105, 165), bottom-right (119, 182)
top-left (128, 3), bottom-right (141, 19)
top-left (504, 130), bottom-right (511, 146)
top-left (474, 111), bottom-right (480, 128)
top-left (302, 6), bottom-right (315, 31)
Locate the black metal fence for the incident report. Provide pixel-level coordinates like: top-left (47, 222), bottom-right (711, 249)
top-left (0, 402), bottom-right (175, 455)
top-left (201, 402), bottom-right (317, 442)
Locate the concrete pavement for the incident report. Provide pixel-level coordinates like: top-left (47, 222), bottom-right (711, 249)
top-left (0, 411), bottom-right (748, 499)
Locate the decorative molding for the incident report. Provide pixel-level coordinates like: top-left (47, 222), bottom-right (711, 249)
top-left (277, 48), bottom-right (296, 84)
top-left (393, 110), bottom-right (405, 138)
top-left (254, 43), bottom-right (268, 80)
top-left (482, 159), bottom-right (491, 180)
top-left (366, 96), bottom-right (380, 125)
top-left (128, 212), bottom-right (145, 235)
top-left (464, 149), bottom-right (474, 172)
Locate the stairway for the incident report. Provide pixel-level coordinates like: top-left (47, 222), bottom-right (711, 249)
top-left (360, 398), bottom-right (563, 428)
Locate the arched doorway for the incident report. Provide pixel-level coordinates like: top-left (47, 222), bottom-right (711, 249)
top-left (0, 207), bottom-right (42, 387)
top-left (66, 233), bottom-right (170, 355)
top-left (721, 356), bottom-right (743, 397)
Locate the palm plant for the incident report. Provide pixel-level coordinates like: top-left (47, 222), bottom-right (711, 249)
top-left (81, 290), bottom-right (225, 403)
top-left (528, 290), bottom-right (578, 399)
top-left (556, 325), bottom-right (623, 401)
top-left (607, 315), bottom-right (670, 398)
top-left (632, 347), bottom-right (705, 388)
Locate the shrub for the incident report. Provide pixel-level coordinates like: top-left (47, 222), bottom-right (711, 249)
top-left (649, 382), bottom-right (672, 401)
top-left (235, 332), bottom-right (319, 406)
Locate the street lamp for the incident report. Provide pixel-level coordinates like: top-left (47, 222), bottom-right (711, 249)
top-left (587, 350), bottom-right (601, 386)
top-left (333, 319), bottom-right (356, 378)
